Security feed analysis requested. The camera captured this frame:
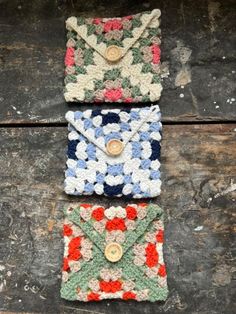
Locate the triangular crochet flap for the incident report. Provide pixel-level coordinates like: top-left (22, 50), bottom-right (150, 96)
top-left (66, 9), bottom-right (161, 61)
top-left (65, 105), bottom-right (161, 157)
top-left (66, 203), bottom-right (161, 255)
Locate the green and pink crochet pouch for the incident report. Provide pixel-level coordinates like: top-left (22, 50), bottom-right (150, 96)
top-left (64, 9), bottom-right (163, 103)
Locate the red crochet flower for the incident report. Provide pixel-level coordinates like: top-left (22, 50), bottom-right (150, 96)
top-left (87, 292), bottom-right (100, 301)
top-left (68, 249), bottom-right (81, 261)
top-left (69, 236), bottom-right (81, 249)
top-left (99, 280), bottom-right (122, 293)
top-left (80, 203), bottom-right (92, 209)
top-left (152, 44), bottom-right (161, 64)
top-left (65, 47), bottom-right (75, 66)
top-left (156, 230), bottom-right (164, 243)
top-left (93, 18), bottom-right (102, 25)
top-left (124, 97), bottom-right (133, 103)
top-left (68, 236), bottom-right (82, 261)
top-left (125, 206), bottom-right (137, 220)
top-left (138, 203), bottom-right (147, 207)
top-left (158, 264), bottom-right (166, 277)
top-left (106, 217), bottom-right (126, 231)
top-left (92, 207), bottom-right (105, 221)
top-left (122, 291), bottom-right (136, 300)
top-left (112, 19), bottom-right (123, 30)
top-left (103, 21), bottom-right (113, 32)
top-left (103, 19), bottom-right (123, 32)
top-left (63, 257), bottom-right (70, 271)
top-left (145, 243), bottom-right (158, 268)
top-left (104, 88), bottom-right (123, 102)
top-left (63, 224), bottom-right (73, 236)
top-left (122, 15), bottom-right (133, 21)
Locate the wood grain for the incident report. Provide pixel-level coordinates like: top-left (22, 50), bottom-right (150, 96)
top-left (0, 1), bottom-right (235, 313)
top-left (0, 125), bottom-right (235, 313)
top-left (0, 0), bottom-right (235, 124)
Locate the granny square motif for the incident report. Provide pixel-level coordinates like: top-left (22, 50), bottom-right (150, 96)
top-left (61, 203), bottom-right (168, 302)
top-left (64, 9), bottom-right (162, 103)
top-left (65, 105), bottom-right (162, 198)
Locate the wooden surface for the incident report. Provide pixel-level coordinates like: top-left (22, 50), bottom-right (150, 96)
top-left (0, 0), bottom-right (236, 123)
top-left (0, 0), bottom-right (236, 314)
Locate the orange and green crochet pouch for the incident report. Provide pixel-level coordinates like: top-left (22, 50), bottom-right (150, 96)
top-left (61, 202), bottom-right (168, 302)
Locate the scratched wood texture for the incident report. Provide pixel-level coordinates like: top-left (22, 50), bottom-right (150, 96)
top-left (0, 125), bottom-right (235, 314)
top-left (0, 0), bottom-right (236, 314)
top-left (0, 0), bottom-right (236, 123)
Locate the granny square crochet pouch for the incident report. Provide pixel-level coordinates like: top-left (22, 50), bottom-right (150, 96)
top-left (61, 203), bottom-right (168, 302)
top-left (64, 9), bottom-right (162, 103)
top-left (65, 105), bottom-right (162, 198)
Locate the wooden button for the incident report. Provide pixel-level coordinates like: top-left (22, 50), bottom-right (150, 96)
top-left (106, 139), bottom-right (123, 156)
top-left (105, 242), bottom-right (123, 262)
top-left (105, 45), bottom-right (121, 62)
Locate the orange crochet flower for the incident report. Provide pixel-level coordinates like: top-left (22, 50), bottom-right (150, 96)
top-left (87, 292), bottom-right (100, 301)
top-left (63, 224), bottom-right (73, 236)
top-left (145, 243), bottom-right (158, 268)
top-left (139, 203), bottom-right (147, 207)
top-left (106, 218), bottom-right (126, 231)
top-left (158, 264), bottom-right (166, 277)
top-left (156, 230), bottom-right (164, 243)
top-left (69, 236), bottom-right (81, 249)
top-left (80, 203), bottom-right (92, 209)
top-left (68, 249), bottom-right (81, 261)
top-left (68, 236), bottom-right (82, 261)
top-left (92, 207), bottom-right (105, 221)
top-left (122, 291), bottom-right (136, 300)
top-left (63, 257), bottom-right (70, 271)
top-left (126, 206), bottom-right (137, 220)
top-left (99, 280), bottom-right (122, 293)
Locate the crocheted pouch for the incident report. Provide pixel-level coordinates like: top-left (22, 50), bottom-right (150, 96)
top-left (65, 105), bottom-right (162, 198)
top-left (61, 203), bottom-right (168, 302)
top-left (64, 9), bottom-right (162, 103)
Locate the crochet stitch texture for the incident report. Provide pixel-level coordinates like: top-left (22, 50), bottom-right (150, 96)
top-left (64, 9), bottom-right (162, 103)
top-left (65, 105), bottom-right (162, 198)
top-left (61, 203), bottom-right (168, 302)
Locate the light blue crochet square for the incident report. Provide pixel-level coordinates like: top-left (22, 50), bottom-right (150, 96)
top-left (65, 105), bottom-right (162, 198)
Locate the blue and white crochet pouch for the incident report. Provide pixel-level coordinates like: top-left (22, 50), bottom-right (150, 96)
top-left (65, 105), bottom-right (162, 198)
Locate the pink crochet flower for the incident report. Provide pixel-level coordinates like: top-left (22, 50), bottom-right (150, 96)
top-left (65, 47), bottom-right (75, 66)
top-left (124, 97), bottom-right (133, 103)
top-left (93, 18), bottom-right (102, 25)
top-left (152, 44), bottom-right (161, 64)
top-left (104, 88), bottom-right (122, 102)
top-left (104, 19), bottom-right (123, 32)
top-left (123, 15), bottom-right (133, 20)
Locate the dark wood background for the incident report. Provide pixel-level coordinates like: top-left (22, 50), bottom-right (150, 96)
top-left (0, 0), bottom-right (235, 313)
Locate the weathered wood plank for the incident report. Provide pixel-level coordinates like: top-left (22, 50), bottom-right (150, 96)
top-left (0, 0), bottom-right (235, 124)
top-left (0, 125), bottom-right (235, 313)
